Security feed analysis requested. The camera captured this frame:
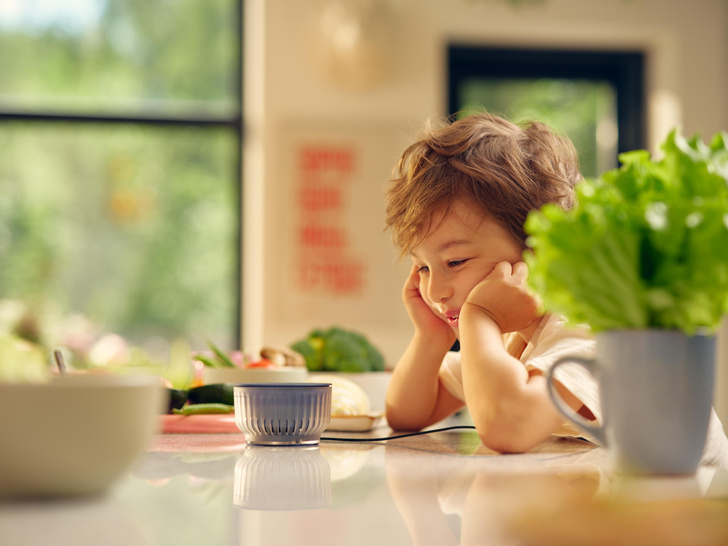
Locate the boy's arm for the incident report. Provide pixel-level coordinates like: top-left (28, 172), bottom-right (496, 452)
top-left (459, 262), bottom-right (584, 453)
top-left (385, 334), bottom-right (465, 430)
top-left (385, 266), bottom-right (465, 430)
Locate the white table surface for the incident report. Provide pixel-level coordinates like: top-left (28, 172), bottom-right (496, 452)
top-left (3, 422), bottom-right (727, 546)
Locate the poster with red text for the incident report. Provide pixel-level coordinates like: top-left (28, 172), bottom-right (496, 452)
top-left (268, 123), bottom-right (412, 361)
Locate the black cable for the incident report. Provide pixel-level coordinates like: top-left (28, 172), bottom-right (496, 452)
top-left (320, 425), bottom-right (478, 443)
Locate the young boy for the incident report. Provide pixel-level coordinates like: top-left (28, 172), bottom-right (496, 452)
top-left (384, 112), bottom-right (597, 453)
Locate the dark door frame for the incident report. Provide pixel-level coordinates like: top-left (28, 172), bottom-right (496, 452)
top-left (448, 45), bottom-right (646, 155)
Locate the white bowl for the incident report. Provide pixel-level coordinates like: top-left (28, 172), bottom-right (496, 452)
top-left (203, 366), bottom-right (308, 385)
top-left (0, 373), bottom-right (166, 498)
top-left (234, 383), bottom-right (332, 445)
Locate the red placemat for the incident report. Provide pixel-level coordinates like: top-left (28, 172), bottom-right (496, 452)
top-left (160, 414), bottom-right (240, 434)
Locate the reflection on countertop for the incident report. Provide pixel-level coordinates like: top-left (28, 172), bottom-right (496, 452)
top-left (2, 426), bottom-right (728, 546)
top-left (234, 446), bottom-right (332, 510)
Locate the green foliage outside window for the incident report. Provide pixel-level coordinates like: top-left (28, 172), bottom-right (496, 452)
top-left (0, 123), bottom-right (237, 340)
top-left (0, 0), bottom-right (238, 114)
top-left (457, 78), bottom-right (618, 179)
top-left (0, 0), bottom-right (240, 361)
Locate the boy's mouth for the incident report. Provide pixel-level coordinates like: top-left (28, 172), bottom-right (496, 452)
top-left (444, 312), bottom-right (460, 328)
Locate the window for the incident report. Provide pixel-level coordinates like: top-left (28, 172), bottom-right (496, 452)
top-left (0, 0), bottom-right (242, 357)
top-left (449, 46), bottom-right (645, 178)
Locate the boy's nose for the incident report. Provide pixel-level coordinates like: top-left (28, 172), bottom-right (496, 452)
top-left (427, 274), bottom-right (453, 303)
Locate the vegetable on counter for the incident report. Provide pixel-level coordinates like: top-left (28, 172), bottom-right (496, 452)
top-left (193, 340), bottom-right (240, 368)
top-left (290, 326), bottom-right (385, 373)
top-left (174, 344), bottom-right (308, 415)
top-left (187, 383), bottom-right (234, 406)
top-left (311, 374), bottom-right (371, 416)
top-left (167, 388), bottom-right (188, 413)
top-left (173, 403), bottom-right (234, 415)
top-left (164, 383), bottom-right (235, 414)
top-left (525, 129), bottom-right (728, 334)
top-left (193, 341), bottom-right (304, 369)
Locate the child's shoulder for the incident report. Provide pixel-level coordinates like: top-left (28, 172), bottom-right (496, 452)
top-left (536, 314), bottom-right (593, 344)
top-left (524, 314), bottom-right (595, 366)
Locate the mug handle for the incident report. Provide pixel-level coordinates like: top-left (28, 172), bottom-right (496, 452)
top-left (545, 356), bottom-right (607, 446)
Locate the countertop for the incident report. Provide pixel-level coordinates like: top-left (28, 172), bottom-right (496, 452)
top-left (2, 420), bottom-right (728, 546)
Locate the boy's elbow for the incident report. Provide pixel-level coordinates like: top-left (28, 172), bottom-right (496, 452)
top-left (477, 427), bottom-right (538, 454)
top-left (387, 415), bottom-right (426, 432)
top-left (384, 405), bottom-right (425, 432)
top-left (472, 407), bottom-right (544, 453)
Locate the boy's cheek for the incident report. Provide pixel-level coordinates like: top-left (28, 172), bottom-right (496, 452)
top-left (430, 303), bottom-right (448, 324)
top-left (423, 298), bottom-right (438, 314)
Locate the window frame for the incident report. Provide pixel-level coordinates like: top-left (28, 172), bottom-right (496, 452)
top-left (448, 45), bottom-right (646, 156)
top-left (0, 0), bottom-right (245, 347)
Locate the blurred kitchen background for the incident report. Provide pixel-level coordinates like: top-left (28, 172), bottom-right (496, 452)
top-left (1, 0), bottom-right (727, 421)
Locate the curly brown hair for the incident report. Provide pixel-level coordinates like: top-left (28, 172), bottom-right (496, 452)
top-left (385, 112), bottom-right (582, 257)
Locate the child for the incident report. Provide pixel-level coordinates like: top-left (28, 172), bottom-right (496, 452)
top-left (384, 112), bottom-right (597, 453)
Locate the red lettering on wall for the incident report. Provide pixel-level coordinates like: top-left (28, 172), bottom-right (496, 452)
top-left (297, 186), bottom-right (342, 212)
top-left (298, 225), bottom-right (346, 248)
top-left (293, 143), bottom-right (364, 296)
top-left (297, 258), bottom-right (363, 294)
top-left (299, 147), bottom-right (354, 174)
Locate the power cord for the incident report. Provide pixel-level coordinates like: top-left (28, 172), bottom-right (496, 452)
top-left (320, 425), bottom-right (477, 443)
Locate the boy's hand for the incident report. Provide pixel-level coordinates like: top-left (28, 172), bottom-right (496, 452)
top-left (402, 265), bottom-right (457, 346)
top-left (464, 261), bottom-right (542, 334)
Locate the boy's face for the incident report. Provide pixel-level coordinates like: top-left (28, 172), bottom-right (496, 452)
top-left (409, 200), bottom-right (523, 336)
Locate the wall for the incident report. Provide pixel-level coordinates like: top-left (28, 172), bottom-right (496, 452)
top-left (243, 0), bottom-right (728, 419)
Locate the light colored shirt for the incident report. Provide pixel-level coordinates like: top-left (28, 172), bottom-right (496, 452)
top-left (438, 313), bottom-right (728, 468)
top-left (440, 314), bottom-right (600, 420)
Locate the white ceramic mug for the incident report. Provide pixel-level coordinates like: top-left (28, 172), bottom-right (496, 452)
top-left (545, 330), bottom-right (715, 475)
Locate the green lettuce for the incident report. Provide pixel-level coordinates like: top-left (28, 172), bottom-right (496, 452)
top-left (525, 129), bottom-right (728, 334)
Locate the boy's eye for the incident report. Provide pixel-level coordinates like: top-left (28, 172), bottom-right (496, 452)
top-left (448, 259), bottom-right (467, 268)
top-left (417, 265), bottom-right (429, 273)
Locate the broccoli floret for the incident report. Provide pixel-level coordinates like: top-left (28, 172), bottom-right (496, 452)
top-left (291, 326), bottom-right (386, 372)
top-left (290, 338), bottom-right (324, 371)
top-left (364, 341), bottom-right (385, 372)
top-left (346, 330), bottom-right (385, 371)
top-left (322, 329), bottom-right (370, 372)
top-left (309, 328), bottom-right (327, 339)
